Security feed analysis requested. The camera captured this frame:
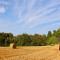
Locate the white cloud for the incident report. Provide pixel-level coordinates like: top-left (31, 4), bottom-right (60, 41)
top-left (0, 0), bottom-right (9, 14)
top-left (22, 0), bottom-right (60, 29)
top-left (1, 0), bottom-right (59, 35)
top-left (0, 5), bottom-right (6, 14)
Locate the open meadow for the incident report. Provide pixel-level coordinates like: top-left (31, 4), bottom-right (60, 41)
top-left (0, 45), bottom-right (60, 60)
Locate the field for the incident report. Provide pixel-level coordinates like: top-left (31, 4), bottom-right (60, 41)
top-left (0, 45), bottom-right (60, 60)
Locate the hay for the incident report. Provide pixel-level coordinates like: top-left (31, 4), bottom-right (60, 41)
top-left (10, 43), bottom-right (16, 49)
top-left (59, 45), bottom-right (60, 50)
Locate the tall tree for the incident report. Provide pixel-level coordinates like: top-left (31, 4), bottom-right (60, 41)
top-left (47, 31), bottom-right (52, 38)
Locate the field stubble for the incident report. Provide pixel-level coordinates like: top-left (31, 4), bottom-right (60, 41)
top-left (0, 45), bottom-right (60, 60)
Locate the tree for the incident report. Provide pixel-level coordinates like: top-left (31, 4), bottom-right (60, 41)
top-left (47, 36), bottom-right (58, 45)
top-left (47, 31), bottom-right (52, 38)
top-left (16, 34), bottom-right (32, 46)
top-left (0, 32), bottom-right (13, 46)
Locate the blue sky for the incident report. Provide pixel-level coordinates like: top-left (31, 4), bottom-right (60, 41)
top-left (0, 0), bottom-right (60, 35)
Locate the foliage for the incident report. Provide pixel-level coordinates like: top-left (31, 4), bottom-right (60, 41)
top-left (0, 28), bottom-right (60, 46)
top-left (47, 36), bottom-right (58, 45)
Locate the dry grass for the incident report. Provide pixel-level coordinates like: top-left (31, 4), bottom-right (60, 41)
top-left (0, 45), bottom-right (60, 60)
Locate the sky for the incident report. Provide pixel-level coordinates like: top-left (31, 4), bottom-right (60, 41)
top-left (0, 0), bottom-right (60, 35)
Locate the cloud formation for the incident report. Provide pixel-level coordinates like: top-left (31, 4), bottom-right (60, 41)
top-left (0, 0), bottom-right (8, 14)
top-left (0, 5), bottom-right (6, 14)
top-left (0, 0), bottom-right (60, 35)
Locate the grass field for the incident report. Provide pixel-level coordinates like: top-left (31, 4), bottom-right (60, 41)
top-left (0, 45), bottom-right (60, 60)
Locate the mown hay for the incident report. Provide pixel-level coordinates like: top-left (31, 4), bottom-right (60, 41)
top-left (10, 43), bottom-right (16, 49)
top-left (59, 45), bottom-right (60, 50)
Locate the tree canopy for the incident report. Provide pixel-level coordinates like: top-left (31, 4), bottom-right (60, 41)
top-left (0, 28), bottom-right (60, 46)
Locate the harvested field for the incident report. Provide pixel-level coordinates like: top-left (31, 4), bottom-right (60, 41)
top-left (0, 45), bottom-right (60, 60)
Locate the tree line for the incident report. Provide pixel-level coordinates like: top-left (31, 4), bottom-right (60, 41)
top-left (0, 28), bottom-right (60, 46)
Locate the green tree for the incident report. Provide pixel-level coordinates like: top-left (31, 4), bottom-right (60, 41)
top-left (16, 34), bottom-right (32, 46)
top-left (47, 31), bottom-right (52, 38)
top-left (47, 36), bottom-right (58, 45)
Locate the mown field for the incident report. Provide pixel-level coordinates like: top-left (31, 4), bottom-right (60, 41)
top-left (0, 45), bottom-right (60, 60)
